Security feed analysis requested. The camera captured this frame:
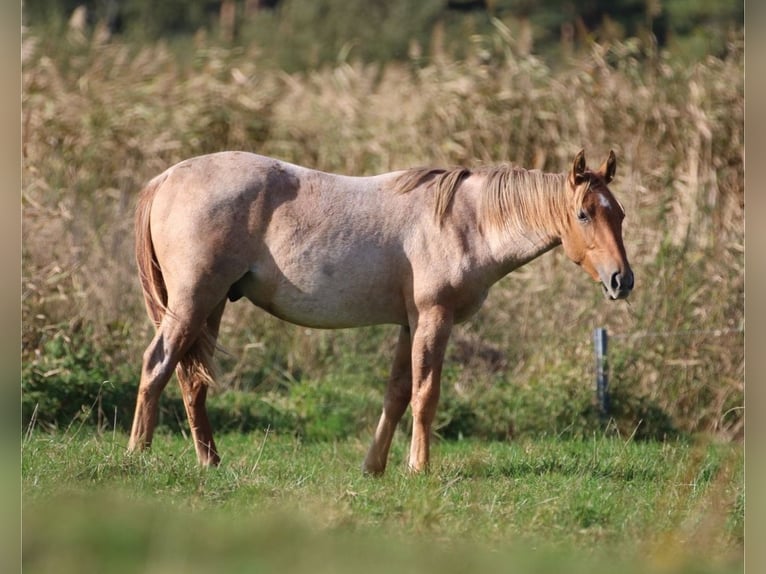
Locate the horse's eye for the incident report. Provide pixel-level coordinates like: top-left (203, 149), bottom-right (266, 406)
top-left (577, 209), bottom-right (589, 223)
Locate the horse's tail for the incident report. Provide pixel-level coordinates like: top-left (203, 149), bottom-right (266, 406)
top-left (135, 172), bottom-right (169, 326)
top-left (134, 172), bottom-right (218, 388)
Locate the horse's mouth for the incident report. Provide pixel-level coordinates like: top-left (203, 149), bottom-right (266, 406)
top-left (602, 282), bottom-right (631, 301)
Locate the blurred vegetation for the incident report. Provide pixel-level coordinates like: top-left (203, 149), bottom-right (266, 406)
top-left (22, 0), bottom-right (743, 68)
top-left (21, 1), bottom-right (743, 443)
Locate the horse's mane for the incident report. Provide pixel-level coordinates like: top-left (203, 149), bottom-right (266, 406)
top-left (392, 167), bottom-right (471, 221)
top-left (393, 164), bottom-right (577, 234)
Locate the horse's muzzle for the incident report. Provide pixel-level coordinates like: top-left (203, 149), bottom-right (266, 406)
top-left (602, 268), bottom-right (634, 300)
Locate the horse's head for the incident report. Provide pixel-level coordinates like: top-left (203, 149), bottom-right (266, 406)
top-left (560, 150), bottom-right (633, 300)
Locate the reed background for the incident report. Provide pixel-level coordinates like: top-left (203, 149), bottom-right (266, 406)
top-left (21, 7), bottom-right (743, 442)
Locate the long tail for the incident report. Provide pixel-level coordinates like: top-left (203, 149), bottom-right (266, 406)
top-left (134, 172), bottom-right (170, 326)
top-left (134, 172), bottom-right (218, 388)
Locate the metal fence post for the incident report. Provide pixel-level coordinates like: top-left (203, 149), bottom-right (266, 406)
top-left (593, 327), bottom-right (609, 420)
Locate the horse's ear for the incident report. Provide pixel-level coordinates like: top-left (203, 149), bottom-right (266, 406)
top-left (569, 149), bottom-right (587, 187)
top-left (598, 150), bottom-right (617, 183)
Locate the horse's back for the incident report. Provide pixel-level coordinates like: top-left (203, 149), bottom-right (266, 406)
top-left (156, 151), bottom-right (300, 206)
top-left (155, 151), bottom-right (401, 215)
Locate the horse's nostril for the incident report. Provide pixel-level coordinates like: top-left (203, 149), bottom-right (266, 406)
top-left (624, 270), bottom-right (634, 290)
top-left (611, 270), bottom-right (634, 293)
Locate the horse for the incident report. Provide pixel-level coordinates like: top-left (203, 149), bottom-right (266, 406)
top-left (127, 149), bottom-right (633, 474)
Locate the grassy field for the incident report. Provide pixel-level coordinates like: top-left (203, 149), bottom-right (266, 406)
top-left (22, 430), bottom-right (743, 573)
top-left (21, 19), bottom-right (744, 574)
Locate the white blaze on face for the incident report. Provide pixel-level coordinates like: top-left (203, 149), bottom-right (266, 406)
top-left (596, 190), bottom-right (626, 218)
top-left (598, 192), bottom-right (613, 210)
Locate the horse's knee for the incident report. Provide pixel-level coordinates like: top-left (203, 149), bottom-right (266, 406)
top-left (411, 382), bottom-right (440, 423)
top-left (384, 377), bottom-right (411, 415)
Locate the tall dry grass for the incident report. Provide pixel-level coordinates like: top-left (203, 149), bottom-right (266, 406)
top-left (21, 29), bottom-right (743, 438)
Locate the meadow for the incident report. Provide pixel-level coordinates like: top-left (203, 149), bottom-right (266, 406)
top-left (21, 16), bottom-right (744, 574)
top-left (22, 430), bottom-right (743, 573)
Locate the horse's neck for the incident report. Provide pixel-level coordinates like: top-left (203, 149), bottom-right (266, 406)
top-left (490, 225), bottom-right (562, 272)
top-left (482, 179), bottom-right (567, 273)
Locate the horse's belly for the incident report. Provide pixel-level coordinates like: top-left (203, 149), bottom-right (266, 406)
top-left (271, 294), bottom-right (403, 328)
top-left (239, 267), bottom-right (407, 329)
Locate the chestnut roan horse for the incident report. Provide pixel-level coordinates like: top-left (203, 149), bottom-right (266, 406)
top-left (128, 149), bottom-right (633, 474)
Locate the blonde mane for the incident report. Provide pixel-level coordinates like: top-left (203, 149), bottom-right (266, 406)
top-left (394, 165), bottom-right (581, 234)
top-left (392, 167), bottom-right (471, 221)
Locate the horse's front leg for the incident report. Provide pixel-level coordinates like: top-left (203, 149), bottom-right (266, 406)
top-left (363, 325), bottom-right (412, 475)
top-left (408, 305), bottom-right (453, 473)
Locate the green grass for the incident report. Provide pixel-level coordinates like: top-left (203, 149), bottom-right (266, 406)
top-left (22, 430), bottom-right (743, 573)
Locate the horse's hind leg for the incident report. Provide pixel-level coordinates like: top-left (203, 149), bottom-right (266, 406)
top-left (128, 292), bottom-right (221, 462)
top-left (363, 326), bottom-right (412, 475)
top-left (128, 311), bottom-right (200, 456)
top-left (175, 299), bottom-right (226, 467)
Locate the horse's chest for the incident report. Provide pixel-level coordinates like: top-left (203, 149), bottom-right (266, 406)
top-left (453, 289), bottom-right (489, 323)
